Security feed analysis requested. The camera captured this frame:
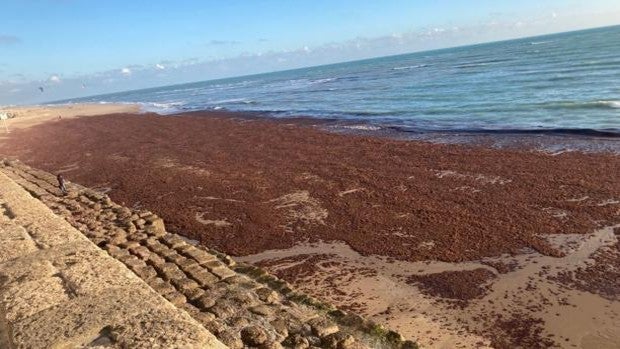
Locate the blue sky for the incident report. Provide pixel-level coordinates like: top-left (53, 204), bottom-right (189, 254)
top-left (1, 0), bottom-right (619, 105)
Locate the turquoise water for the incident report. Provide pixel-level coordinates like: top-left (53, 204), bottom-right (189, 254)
top-left (58, 25), bottom-right (620, 136)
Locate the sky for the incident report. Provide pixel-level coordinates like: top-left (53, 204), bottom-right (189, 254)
top-left (1, 0), bottom-right (619, 105)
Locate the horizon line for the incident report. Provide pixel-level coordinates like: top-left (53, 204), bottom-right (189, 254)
top-left (43, 23), bottom-right (620, 106)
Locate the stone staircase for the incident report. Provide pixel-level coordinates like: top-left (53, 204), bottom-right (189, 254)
top-left (0, 160), bottom-right (418, 349)
top-left (0, 169), bottom-right (226, 349)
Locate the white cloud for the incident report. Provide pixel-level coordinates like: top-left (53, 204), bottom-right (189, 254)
top-left (155, 63), bottom-right (165, 70)
top-left (121, 67), bottom-right (132, 76)
top-left (49, 75), bottom-right (61, 83)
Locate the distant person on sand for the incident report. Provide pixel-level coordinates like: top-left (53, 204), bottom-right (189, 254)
top-left (57, 174), bottom-right (68, 195)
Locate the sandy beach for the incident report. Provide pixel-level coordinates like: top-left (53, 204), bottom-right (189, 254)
top-left (0, 105), bottom-right (619, 348)
top-left (0, 103), bottom-right (140, 130)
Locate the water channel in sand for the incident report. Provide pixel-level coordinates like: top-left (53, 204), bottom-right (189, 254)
top-left (239, 225), bottom-right (620, 349)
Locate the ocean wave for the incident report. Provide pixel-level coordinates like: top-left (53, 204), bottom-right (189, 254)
top-left (601, 100), bottom-right (620, 108)
top-left (541, 100), bottom-right (620, 110)
top-left (393, 64), bottom-right (428, 70)
top-left (209, 98), bottom-right (256, 105)
top-left (530, 40), bottom-right (554, 45)
top-left (453, 58), bottom-right (513, 69)
top-left (138, 101), bottom-right (185, 114)
top-left (453, 62), bottom-right (490, 69)
top-left (265, 77), bottom-right (338, 91)
top-left (311, 78), bottom-right (338, 84)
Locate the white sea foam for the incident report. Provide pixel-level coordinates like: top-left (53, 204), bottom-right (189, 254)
top-left (210, 98), bottom-right (256, 105)
top-left (530, 40), bottom-right (553, 45)
top-left (599, 100), bottom-right (620, 108)
top-left (138, 101), bottom-right (185, 114)
top-left (311, 78), bottom-right (337, 84)
top-left (340, 124), bottom-right (382, 131)
top-left (393, 64), bottom-right (428, 70)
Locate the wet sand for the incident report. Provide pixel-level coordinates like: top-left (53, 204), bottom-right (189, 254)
top-left (1, 108), bottom-right (619, 348)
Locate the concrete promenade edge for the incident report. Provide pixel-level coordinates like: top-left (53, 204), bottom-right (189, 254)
top-left (0, 171), bottom-right (227, 349)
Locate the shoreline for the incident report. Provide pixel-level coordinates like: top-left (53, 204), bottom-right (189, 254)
top-left (3, 102), bottom-right (619, 153)
top-left (1, 105), bottom-right (619, 348)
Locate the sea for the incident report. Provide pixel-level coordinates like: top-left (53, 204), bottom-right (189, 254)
top-left (56, 25), bottom-right (620, 149)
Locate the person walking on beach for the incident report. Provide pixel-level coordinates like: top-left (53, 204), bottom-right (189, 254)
top-left (57, 174), bottom-right (68, 195)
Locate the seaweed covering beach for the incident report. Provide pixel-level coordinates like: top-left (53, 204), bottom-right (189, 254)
top-left (2, 111), bottom-right (619, 261)
top-left (1, 109), bottom-right (619, 348)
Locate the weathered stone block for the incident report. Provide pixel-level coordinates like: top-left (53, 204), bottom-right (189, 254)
top-left (270, 319), bottom-right (289, 338)
top-left (249, 305), bottom-right (273, 317)
top-left (133, 265), bottom-right (158, 280)
top-left (219, 329), bottom-right (244, 349)
top-left (178, 257), bottom-right (199, 271)
top-left (151, 244), bottom-right (175, 258)
top-left (256, 287), bottom-right (279, 304)
top-left (183, 287), bottom-right (205, 302)
top-left (119, 240), bottom-right (140, 249)
top-left (211, 266), bottom-right (237, 280)
top-left (163, 291), bottom-right (187, 307)
top-left (161, 234), bottom-right (186, 249)
top-left (284, 334), bottom-right (309, 349)
top-left (145, 225), bottom-right (166, 237)
top-left (185, 248), bottom-right (217, 265)
top-left (190, 311), bottom-right (216, 326)
top-left (181, 263), bottom-right (203, 275)
top-left (194, 294), bottom-right (217, 310)
top-left (146, 217), bottom-right (166, 236)
top-left (144, 238), bottom-right (163, 249)
top-left (123, 221), bottom-right (138, 234)
top-left (161, 252), bottom-right (183, 265)
top-left (307, 317), bottom-right (339, 338)
top-left (203, 260), bottom-right (224, 270)
top-left (129, 231), bottom-right (147, 241)
top-left (322, 332), bottom-right (354, 349)
top-left (171, 278), bottom-right (200, 294)
top-left (154, 262), bottom-right (182, 278)
top-left (190, 270), bottom-right (219, 287)
top-left (119, 255), bottom-right (146, 269)
top-left (146, 277), bottom-right (175, 295)
top-left (241, 326), bottom-right (268, 346)
top-left (146, 253), bottom-right (166, 267)
top-left (129, 245), bottom-right (151, 260)
top-left (108, 232), bottom-right (128, 246)
top-left (209, 301), bottom-right (237, 319)
top-left (260, 341), bottom-right (284, 349)
top-left (134, 218), bottom-right (146, 229)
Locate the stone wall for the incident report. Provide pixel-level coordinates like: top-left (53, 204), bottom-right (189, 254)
top-left (0, 170), bottom-right (226, 349)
